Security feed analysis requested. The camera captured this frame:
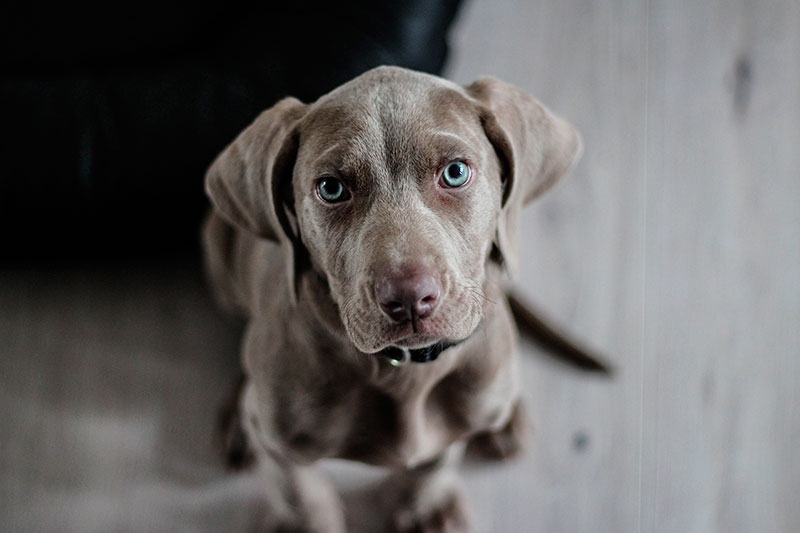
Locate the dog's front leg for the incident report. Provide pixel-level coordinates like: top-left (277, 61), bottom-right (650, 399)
top-left (250, 451), bottom-right (345, 533)
top-left (238, 383), bottom-right (344, 532)
top-left (381, 443), bottom-right (470, 533)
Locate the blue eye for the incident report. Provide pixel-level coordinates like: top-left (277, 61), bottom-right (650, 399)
top-left (316, 177), bottom-right (350, 203)
top-left (440, 161), bottom-right (471, 188)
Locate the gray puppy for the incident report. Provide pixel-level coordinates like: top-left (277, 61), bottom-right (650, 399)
top-left (203, 66), bottom-right (583, 531)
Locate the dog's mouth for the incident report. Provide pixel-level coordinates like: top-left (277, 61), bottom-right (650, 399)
top-left (342, 289), bottom-right (485, 362)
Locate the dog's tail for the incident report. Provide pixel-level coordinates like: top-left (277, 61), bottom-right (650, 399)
top-left (506, 291), bottom-right (614, 375)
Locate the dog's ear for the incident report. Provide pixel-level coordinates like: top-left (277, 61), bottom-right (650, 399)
top-left (466, 78), bottom-right (582, 278)
top-left (205, 97), bottom-right (307, 240)
top-left (205, 97), bottom-right (308, 301)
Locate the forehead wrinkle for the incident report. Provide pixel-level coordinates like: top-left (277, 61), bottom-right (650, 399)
top-left (309, 140), bottom-right (347, 170)
top-left (303, 110), bottom-right (385, 181)
top-left (343, 111), bottom-right (389, 191)
top-left (430, 131), bottom-right (469, 144)
top-left (376, 103), bottom-right (439, 193)
top-left (319, 99), bottom-right (412, 199)
top-left (381, 87), bottom-right (481, 170)
top-left (427, 131), bottom-right (474, 159)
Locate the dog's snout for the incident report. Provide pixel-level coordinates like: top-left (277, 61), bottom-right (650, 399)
top-left (375, 270), bottom-right (441, 323)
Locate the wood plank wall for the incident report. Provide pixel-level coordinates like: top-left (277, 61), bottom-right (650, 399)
top-left (446, 1), bottom-right (799, 531)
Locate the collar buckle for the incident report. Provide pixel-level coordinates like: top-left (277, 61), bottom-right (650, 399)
top-left (387, 347), bottom-right (411, 367)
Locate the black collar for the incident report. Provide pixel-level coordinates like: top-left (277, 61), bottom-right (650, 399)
top-left (378, 340), bottom-right (457, 365)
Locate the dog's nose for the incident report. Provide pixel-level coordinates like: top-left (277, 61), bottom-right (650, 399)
top-left (375, 270), bottom-right (441, 323)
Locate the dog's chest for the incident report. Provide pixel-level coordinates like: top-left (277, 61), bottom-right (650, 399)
top-left (274, 360), bottom-right (512, 467)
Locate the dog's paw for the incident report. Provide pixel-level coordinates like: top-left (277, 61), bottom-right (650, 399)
top-left (466, 400), bottom-right (531, 462)
top-left (390, 487), bottom-right (470, 533)
top-left (245, 463), bottom-right (345, 533)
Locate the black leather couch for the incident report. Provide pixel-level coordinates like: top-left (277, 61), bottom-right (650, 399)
top-left (1, 1), bottom-right (462, 261)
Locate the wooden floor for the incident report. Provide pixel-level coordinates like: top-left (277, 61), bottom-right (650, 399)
top-left (2, 1), bottom-right (798, 531)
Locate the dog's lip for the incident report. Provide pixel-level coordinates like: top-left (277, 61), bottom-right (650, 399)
top-left (366, 315), bottom-right (483, 353)
top-left (371, 327), bottom-right (473, 354)
top-left (356, 315), bottom-right (483, 355)
top-left (390, 334), bottom-right (444, 350)
top-left (370, 324), bottom-right (442, 352)
top-left (366, 335), bottom-right (442, 354)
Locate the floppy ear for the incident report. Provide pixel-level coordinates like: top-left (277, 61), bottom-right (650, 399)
top-left (205, 97), bottom-right (307, 239)
top-left (204, 97), bottom-right (308, 300)
top-left (466, 78), bottom-right (583, 278)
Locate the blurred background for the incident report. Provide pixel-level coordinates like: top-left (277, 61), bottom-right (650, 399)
top-left (2, 1), bottom-right (798, 531)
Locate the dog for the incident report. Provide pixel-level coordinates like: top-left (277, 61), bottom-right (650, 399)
top-left (203, 66), bottom-right (592, 531)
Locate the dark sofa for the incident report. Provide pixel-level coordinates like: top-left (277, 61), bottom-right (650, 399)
top-left (1, 1), bottom-right (462, 261)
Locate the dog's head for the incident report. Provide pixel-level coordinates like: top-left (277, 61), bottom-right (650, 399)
top-left (206, 66), bottom-right (581, 355)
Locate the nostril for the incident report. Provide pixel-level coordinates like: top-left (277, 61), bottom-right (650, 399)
top-left (415, 290), bottom-right (440, 318)
top-left (386, 300), bottom-right (405, 314)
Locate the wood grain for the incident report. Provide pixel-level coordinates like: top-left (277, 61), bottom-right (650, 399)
top-left (447, 1), bottom-right (800, 531)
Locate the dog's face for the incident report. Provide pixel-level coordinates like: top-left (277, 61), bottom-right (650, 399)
top-left (291, 73), bottom-right (503, 353)
top-left (206, 66), bottom-right (581, 355)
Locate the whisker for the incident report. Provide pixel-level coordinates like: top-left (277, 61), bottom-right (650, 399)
top-left (463, 282), bottom-right (495, 305)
